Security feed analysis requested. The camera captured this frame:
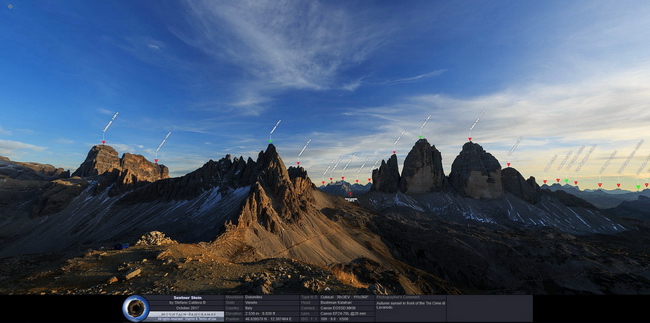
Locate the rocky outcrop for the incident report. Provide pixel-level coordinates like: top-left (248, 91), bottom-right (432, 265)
top-left (502, 167), bottom-right (541, 204)
top-left (399, 139), bottom-right (446, 194)
top-left (107, 152), bottom-right (169, 195)
top-left (371, 155), bottom-right (400, 193)
top-left (448, 142), bottom-right (503, 199)
top-left (136, 231), bottom-right (177, 245)
top-left (71, 145), bottom-right (168, 196)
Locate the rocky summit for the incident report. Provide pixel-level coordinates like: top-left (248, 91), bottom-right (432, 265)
top-left (371, 140), bottom-right (502, 198)
top-left (0, 140), bottom-right (649, 296)
top-left (449, 141), bottom-right (504, 199)
top-left (399, 138), bottom-right (447, 194)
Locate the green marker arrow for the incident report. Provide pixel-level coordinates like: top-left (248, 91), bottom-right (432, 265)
top-left (269, 139), bottom-right (273, 143)
top-left (564, 179), bottom-right (569, 183)
top-left (637, 185), bottom-right (641, 190)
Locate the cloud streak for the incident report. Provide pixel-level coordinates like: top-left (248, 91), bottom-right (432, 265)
top-left (375, 70), bottom-right (446, 85)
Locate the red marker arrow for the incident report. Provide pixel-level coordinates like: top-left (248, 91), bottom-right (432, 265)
top-left (392, 151), bottom-right (396, 154)
top-left (341, 177), bottom-right (345, 180)
top-left (543, 180), bottom-right (547, 184)
top-left (507, 163), bottom-right (511, 167)
top-left (646, 183), bottom-right (649, 188)
top-left (154, 159), bottom-right (158, 163)
top-left (297, 162), bottom-right (300, 165)
top-left (367, 178), bottom-right (371, 182)
top-left (617, 183), bottom-right (621, 187)
top-left (322, 181), bottom-right (325, 184)
top-left (348, 192), bottom-right (353, 196)
top-left (468, 137), bottom-right (472, 141)
top-left (355, 179), bottom-right (359, 183)
top-left (102, 140), bottom-right (106, 145)
top-left (598, 183), bottom-right (603, 187)
top-left (556, 178), bottom-right (560, 183)
top-left (329, 177), bottom-right (333, 181)
top-left (574, 181), bottom-right (578, 185)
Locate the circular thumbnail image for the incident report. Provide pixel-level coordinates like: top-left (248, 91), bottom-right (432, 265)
top-left (122, 295), bottom-right (150, 322)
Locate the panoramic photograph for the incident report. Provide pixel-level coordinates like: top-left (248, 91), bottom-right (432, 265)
top-left (1, 1), bottom-right (649, 322)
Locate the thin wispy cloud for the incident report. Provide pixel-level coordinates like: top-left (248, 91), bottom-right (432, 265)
top-left (54, 138), bottom-right (75, 145)
top-left (97, 108), bottom-right (116, 116)
top-left (174, 0), bottom-right (394, 112)
top-left (0, 126), bottom-right (12, 136)
top-left (377, 70), bottom-right (446, 85)
top-left (341, 79), bottom-right (363, 92)
top-left (338, 70), bottom-right (445, 91)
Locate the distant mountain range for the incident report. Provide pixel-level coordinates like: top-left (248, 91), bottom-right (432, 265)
top-left (318, 180), bottom-right (371, 197)
top-left (541, 183), bottom-right (650, 212)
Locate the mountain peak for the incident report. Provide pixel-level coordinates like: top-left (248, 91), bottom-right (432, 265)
top-left (449, 141), bottom-right (503, 199)
top-left (71, 145), bottom-right (120, 178)
top-left (71, 145), bottom-right (168, 195)
top-left (399, 138), bottom-right (446, 194)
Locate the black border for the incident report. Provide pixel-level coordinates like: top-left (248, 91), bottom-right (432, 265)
top-left (0, 294), bottom-right (647, 323)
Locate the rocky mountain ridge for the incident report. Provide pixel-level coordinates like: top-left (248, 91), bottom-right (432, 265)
top-left (0, 143), bottom-right (459, 294)
top-left (0, 155), bottom-right (69, 181)
top-left (1, 139), bottom-right (648, 295)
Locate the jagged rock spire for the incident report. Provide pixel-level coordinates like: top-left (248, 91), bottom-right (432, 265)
top-left (371, 154), bottom-right (400, 193)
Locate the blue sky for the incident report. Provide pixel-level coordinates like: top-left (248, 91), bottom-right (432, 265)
top-left (2, 0), bottom-right (650, 190)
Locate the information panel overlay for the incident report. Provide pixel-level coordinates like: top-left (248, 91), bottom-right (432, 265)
top-left (142, 295), bottom-right (225, 322)
top-left (124, 294), bottom-right (532, 322)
